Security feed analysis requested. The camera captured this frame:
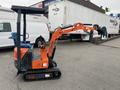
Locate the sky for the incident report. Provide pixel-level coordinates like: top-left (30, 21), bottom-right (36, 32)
top-left (91, 0), bottom-right (120, 13)
top-left (0, 0), bottom-right (119, 13)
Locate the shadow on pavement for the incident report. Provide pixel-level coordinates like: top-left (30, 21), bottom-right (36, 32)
top-left (0, 47), bottom-right (14, 53)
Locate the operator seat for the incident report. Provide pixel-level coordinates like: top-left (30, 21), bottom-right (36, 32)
top-left (10, 32), bottom-right (33, 70)
top-left (11, 32), bottom-right (40, 59)
top-left (10, 32), bottom-right (32, 48)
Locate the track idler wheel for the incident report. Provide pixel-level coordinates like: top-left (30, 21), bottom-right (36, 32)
top-left (49, 61), bottom-right (57, 68)
top-left (53, 70), bottom-right (61, 79)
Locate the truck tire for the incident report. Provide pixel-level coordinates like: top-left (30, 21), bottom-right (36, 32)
top-left (101, 26), bottom-right (108, 39)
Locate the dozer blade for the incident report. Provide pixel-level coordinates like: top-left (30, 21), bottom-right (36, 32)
top-left (22, 68), bottom-right (61, 81)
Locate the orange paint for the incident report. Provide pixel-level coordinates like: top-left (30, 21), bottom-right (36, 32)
top-left (13, 47), bottom-right (29, 61)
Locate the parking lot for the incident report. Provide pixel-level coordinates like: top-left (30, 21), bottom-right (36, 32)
top-left (0, 38), bottom-right (120, 90)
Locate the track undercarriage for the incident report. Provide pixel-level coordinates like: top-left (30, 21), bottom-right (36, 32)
top-left (22, 67), bottom-right (61, 81)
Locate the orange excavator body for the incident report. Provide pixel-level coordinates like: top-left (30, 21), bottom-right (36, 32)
top-left (32, 47), bottom-right (49, 69)
top-left (13, 23), bottom-right (94, 70)
top-left (11, 6), bottom-right (96, 81)
top-left (13, 21), bottom-right (94, 81)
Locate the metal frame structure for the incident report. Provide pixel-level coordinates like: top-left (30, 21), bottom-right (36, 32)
top-left (11, 5), bottom-right (46, 70)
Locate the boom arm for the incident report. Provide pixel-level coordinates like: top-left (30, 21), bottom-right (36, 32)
top-left (47, 23), bottom-right (94, 59)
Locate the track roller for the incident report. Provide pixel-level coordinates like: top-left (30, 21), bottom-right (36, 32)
top-left (22, 68), bottom-right (61, 81)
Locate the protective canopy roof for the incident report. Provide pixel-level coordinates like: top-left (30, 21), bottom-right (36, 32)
top-left (11, 5), bottom-right (46, 14)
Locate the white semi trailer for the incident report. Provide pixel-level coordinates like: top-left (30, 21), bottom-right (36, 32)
top-left (0, 7), bottom-right (49, 48)
top-left (48, 0), bottom-right (120, 40)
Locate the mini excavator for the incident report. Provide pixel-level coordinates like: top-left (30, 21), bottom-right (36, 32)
top-left (10, 6), bottom-right (95, 81)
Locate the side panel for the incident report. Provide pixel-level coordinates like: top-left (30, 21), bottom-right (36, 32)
top-left (49, 1), bottom-right (65, 31)
top-left (67, 1), bottom-right (120, 34)
top-left (0, 11), bottom-right (16, 48)
top-left (49, 1), bottom-right (120, 34)
top-left (26, 22), bottom-right (49, 43)
top-left (106, 17), bottom-right (120, 34)
top-left (66, 1), bottom-right (119, 34)
top-left (0, 20), bottom-right (15, 47)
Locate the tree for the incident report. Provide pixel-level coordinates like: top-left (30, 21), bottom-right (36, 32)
top-left (105, 7), bottom-right (110, 12)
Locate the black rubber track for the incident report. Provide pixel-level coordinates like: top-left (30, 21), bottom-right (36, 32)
top-left (22, 68), bottom-right (61, 81)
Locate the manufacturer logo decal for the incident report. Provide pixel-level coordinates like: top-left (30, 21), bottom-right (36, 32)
top-left (52, 8), bottom-right (60, 12)
top-left (110, 19), bottom-right (118, 26)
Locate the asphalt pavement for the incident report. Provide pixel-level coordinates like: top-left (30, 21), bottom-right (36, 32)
top-left (0, 38), bottom-right (120, 90)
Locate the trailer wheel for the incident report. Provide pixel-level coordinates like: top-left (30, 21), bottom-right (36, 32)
top-left (101, 26), bottom-right (108, 39)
